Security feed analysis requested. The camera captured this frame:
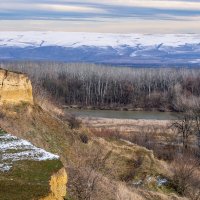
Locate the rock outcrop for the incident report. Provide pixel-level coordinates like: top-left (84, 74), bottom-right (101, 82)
top-left (0, 68), bottom-right (33, 105)
top-left (40, 168), bottom-right (68, 200)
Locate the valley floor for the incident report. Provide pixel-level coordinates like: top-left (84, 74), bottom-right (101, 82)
top-left (80, 117), bottom-right (169, 132)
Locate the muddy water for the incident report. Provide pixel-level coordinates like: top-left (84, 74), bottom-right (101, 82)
top-left (68, 109), bottom-right (179, 120)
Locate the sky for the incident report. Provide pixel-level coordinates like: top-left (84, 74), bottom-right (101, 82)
top-left (0, 0), bottom-right (200, 33)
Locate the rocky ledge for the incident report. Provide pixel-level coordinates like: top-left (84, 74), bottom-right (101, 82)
top-left (0, 68), bottom-right (33, 105)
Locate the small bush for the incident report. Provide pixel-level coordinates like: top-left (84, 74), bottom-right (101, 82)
top-left (121, 156), bottom-right (144, 182)
top-left (80, 133), bottom-right (89, 144)
top-left (68, 115), bottom-right (81, 129)
top-left (171, 155), bottom-right (200, 199)
top-left (125, 130), bottom-right (177, 161)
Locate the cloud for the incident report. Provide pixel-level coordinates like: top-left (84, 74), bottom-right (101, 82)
top-left (0, 18), bottom-right (200, 33)
top-left (0, 0), bottom-right (200, 33)
top-left (88, 0), bottom-right (200, 10)
top-left (0, 2), bottom-right (106, 13)
top-left (39, 4), bottom-right (106, 13)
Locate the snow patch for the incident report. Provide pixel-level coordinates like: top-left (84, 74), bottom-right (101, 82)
top-left (0, 163), bottom-right (12, 172)
top-left (0, 133), bottom-right (59, 172)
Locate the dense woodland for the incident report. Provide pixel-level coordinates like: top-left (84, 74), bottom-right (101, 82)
top-left (1, 62), bottom-right (200, 111)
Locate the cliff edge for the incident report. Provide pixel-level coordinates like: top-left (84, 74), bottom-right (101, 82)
top-left (0, 68), bottom-right (33, 105)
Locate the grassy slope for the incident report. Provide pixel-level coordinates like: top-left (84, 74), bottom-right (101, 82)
top-left (0, 160), bottom-right (63, 200)
top-left (0, 129), bottom-right (63, 200)
top-left (0, 104), bottom-right (74, 163)
top-left (0, 103), bottom-right (185, 200)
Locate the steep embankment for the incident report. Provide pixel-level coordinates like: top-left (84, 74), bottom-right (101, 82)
top-left (0, 68), bottom-right (68, 200)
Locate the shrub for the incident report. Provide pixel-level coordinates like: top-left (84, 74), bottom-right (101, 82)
top-left (80, 133), bottom-right (89, 144)
top-left (125, 129), bottom-right (177, 161)
top-left (121, 156), bottom-right (144, 182)
top-left (171, 155), bottom-right (200, 199)
top-left (68, 115), bottom-right (81, 129)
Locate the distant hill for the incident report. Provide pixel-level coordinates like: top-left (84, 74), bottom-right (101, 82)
top-left (0, 32), bottom-right (200, 67)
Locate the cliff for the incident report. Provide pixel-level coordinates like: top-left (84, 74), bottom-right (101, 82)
top-left (40, 168), bottom-right (68, 200)
top-left (0, 69), bottom-right (68, 200)
top-left (0, 68), bottom-right (33, 105)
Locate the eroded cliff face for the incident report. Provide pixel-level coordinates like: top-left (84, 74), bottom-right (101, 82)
top-left (40, 168), bottom-right (68, 200)
top-left (0, 68), bottom-right (33, 104)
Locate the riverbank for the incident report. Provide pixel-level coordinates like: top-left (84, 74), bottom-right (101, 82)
top-left (65, 108), bottom-right (179, 121)
top-left (63, 105), bottom-right (175, 112)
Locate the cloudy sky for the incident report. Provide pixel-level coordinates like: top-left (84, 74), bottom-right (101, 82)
top-left (0, 0), bottom-right (200, 33)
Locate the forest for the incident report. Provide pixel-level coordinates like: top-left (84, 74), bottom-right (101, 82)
top-left (1, 61), bottom-right (200, 111)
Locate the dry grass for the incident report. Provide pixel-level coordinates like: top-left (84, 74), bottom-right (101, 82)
top-left (0, 104), bottom-right (74, 159)
top-left (116, 183), bottom-right (144, 200)
top-left (0, 103), bottom-right (194, 200)
top-left (91, 128), bottom-right (120, 139)
top-left (81, 117), bottom-right (169, 132)
top-left (116, 183), bottom-right (188, 200)
top-left (171, 155), bottom-right (200, 200)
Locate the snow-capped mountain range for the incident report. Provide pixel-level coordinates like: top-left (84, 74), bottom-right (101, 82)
top-left (0, 32), bottom-right (200, 67)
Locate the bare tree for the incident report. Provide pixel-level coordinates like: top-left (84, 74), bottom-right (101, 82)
top-left (192, 109), bottom-right (200, 155)
top-left (1, 61), bottom-right (200, 111)
top-left (172, 113), bottom-right (194, 151)
top-left (172, 155), bottom-right (200, 200)
top-left (68, 142), bottom-right (113, 200)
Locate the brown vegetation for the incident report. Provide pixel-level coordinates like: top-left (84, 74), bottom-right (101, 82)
top-left (171, 155), bottom-right (200, 200)
top-left (1, 64), bottom-right (200, 200)
top-left (67, 115), bottom-right (82, 129)
top-left (1, 62), bottom-right (200, 111)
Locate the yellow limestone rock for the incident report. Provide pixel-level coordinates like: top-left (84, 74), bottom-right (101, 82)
top-left (40, 167), bottom-right (68, 200)
top-left (0, 68), bottom-right (33, 104)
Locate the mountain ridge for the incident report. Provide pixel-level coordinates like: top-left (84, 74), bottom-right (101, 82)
top-left (0, 32), bottom-right (200, 67)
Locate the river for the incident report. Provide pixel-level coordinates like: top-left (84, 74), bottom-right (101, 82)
top-left (68, 109), bottom-right (179, 120)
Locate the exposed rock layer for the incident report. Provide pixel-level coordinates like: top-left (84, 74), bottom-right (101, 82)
top-left (0, 68), bottom-right (33, 104)
top-left (40, 168), bottom-right (67, 200)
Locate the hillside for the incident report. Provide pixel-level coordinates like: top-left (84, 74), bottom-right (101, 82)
top-left (0, 68), bottom-right (190, 200)
top-left (0, 104), bottom-right (188, 200)
top-left (0, 32), bottom-right (200, 66)
top-left (0, 69), bottom-right (68, 200)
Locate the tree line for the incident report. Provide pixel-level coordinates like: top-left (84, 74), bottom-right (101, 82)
top-left (1, 61), bottom-right (200, 111)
